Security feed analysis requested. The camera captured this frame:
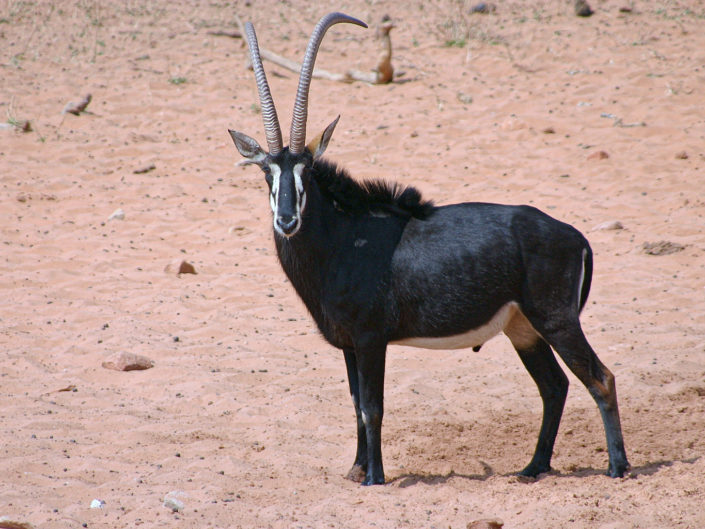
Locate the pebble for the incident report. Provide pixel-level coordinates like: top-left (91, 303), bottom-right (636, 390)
top-left (177, 261), bottom-right (197, 275)
top-left (674, 150), bottom-right (688, 159)
top-left (89, 499), bottom-right (105, 509)
top-left (467, 519), bottom-right (504, 529)
top-left (457, 92), bottom-right (474, 104)
top-left (587, 150), bottom-right (609, 160)
top-left (575, 0), bottom-right (594, 16)
top-left (593, 220), bottom-right (624, 231)
top-left (133, 163), bottom-right (156, 174)
top-left (108, 208), bottom-right (125, 221)
top-left (102, 352), bottom-right (154, 371)
top-left (470, 2), bottom-right (496, 14)
top-left (163, 491), bottom-right (186, 512)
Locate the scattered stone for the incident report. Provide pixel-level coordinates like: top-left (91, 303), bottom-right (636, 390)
top-left (1, 120), bottom-right (32, 132)
top-left (642, 240), bottom-right (686, 256)
top-left (108, 208), bottom-right (125, 221)
top-left (542, 126), bottom-right (555, 134)
top-left (470, 2), bottom-right (496, 14)
top-left (163, 491), bottom-right (186, 512)
top-left (457, 91), bottom-right (473, 105)
top-left (16, 193), bottom-right (28, 203)
top-left (593, 220), bottom-right (624, 231)
top-left (575, 0), bottom-right (594, 16)
top-left (467, 519), bottom-right (504, 529)
top-left (619, 6), bottom-right (633, 12)
top-left (133, 163), bottom-right (156, 174)
top-left (62, 94), bottom-right (92, 116)
top-left (89, 499), bottom-right (105, 509)
top-left (0, 517), bottom-right (36, 529)
top-left (674, 150), bottom-right (688, 160)
top-left (102, 352), bottom-right (154, 371)
top-left (587, 150), bottom-right (609, 160)
top-left (177, 261), bottom-right (197, 275)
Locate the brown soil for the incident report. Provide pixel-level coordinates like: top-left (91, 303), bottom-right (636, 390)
top-left (1, 1), bottom-right (704, 528)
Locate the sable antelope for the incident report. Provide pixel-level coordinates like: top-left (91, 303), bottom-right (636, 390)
top-left (228, 12), bottom-right (629, 485)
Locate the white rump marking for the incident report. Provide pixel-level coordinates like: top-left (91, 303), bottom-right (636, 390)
top-left (577, 248), bottom-right (587, 312)
top-left (391, 302), bottom-right (538, 350)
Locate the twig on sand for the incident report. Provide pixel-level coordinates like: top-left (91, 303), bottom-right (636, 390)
top-left (233, 14), bottom-right (398, 85)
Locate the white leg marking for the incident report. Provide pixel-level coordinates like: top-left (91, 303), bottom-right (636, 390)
top-left (361, 410), bottom-right (369, 426)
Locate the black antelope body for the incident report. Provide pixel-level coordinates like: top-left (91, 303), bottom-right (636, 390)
top-left (229, 12), bottom-right (629, 485)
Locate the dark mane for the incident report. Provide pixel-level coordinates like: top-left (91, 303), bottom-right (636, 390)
top-left (312, 158), bottom-right (434, 220)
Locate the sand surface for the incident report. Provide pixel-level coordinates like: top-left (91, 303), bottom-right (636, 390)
top-left (1, 1), bottom-right (705, 527)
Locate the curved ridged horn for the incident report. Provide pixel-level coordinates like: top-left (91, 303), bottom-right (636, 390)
top-left (244, 21), bottom-right (283, 154)
top-left (289, 12), bottom-right (367, 155)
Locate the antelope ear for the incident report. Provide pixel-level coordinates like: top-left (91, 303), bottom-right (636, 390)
top-left (306, 115), bottom-right (340, 159)
top-left (228, 129), bottom-right (267, 165)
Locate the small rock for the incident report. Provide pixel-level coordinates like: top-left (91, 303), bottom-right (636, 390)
top-left (108, 208), bottom-right (125, 221)
top-left (102, 352), bottom-right (154, 371)
top-left (133, 163), bottom-right (156, 174)
top-left (674, 150), bottom-right (688, 160)
top-left (89, 499), bottom-right (105, 509)
top-left (177, 261), bottom-right (197, 275)
top-left (587, 150), bottom-right (609, 160)
top-left (575, 0), bottom-right (594, 16)
top-left (593, 220), bottom-right (624, 231)
top-left (642, 240), bottom-right (686, 256)
top-left (163, 491), bottom-right (186, 512)
top-left (467, 519), bottom-right (504, 529)
top-left (470, 2), bottom-right (496, 13)
top-left (457, 92), bottom-right (473, 105)
top-left (0, 517), bottom-right (36, 529)
top-left (163, 496), bottom-right (184, 512)
top-left (619, 6), bottom-right (633, 12)
top-left (542, 126), bottom-right (555, 134)
top-left (16, 193), bottom-right (29, 203)
top-left (63, 94), bottom-right (92, 116)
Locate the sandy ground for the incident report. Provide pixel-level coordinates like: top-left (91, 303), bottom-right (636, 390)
top-left (1, 1), bottom-right (705, 528)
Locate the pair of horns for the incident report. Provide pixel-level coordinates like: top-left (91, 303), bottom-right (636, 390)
top-left (245, 12), bottom-right (367, 155)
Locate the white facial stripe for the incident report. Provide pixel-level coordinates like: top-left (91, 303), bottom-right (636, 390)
top-left (269, 162), bottom-right (307, 238)
top-left (268, 163), bottom-right (281, 216)
top-left (293, 163), bottom-right (307, 217)
top-left (293, 163), bottom-right (305, 194)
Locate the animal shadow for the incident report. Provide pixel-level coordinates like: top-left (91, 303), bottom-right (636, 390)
top-left (389, 460), bottom-right (495, 488)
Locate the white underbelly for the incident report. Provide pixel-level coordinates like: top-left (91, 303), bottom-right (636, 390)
top-left (390, 302), bottom-right (519, 350)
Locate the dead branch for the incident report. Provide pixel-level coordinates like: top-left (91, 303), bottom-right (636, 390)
top-left (233, 14), bottom-right (396, 85)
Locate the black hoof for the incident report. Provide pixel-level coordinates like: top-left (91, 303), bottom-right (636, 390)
top-left (607, 459), bottom-right (630, 478)
top-left (518, 462), bottom-right (551, 478)
top-left (361, 476), bottom-right (385, 486)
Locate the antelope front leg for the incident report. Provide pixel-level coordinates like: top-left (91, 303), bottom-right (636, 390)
top-left (354, 341), bottom-right (387, 485)
top-left (343, 348), bottom-right (367, 482)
